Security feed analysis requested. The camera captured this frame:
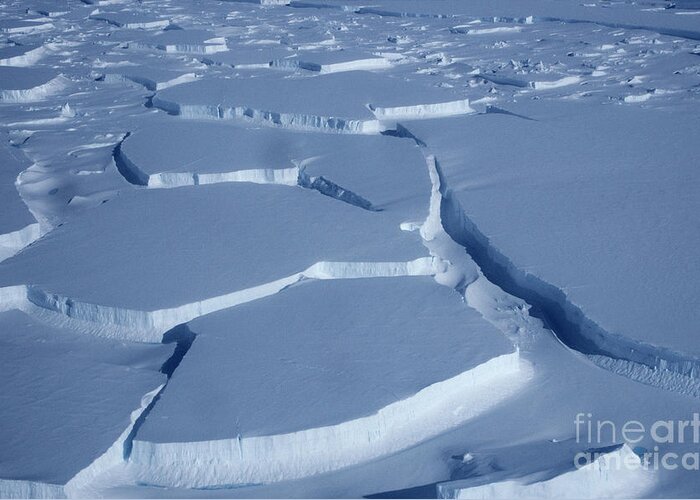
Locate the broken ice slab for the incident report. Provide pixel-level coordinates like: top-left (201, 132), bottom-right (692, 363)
top-left (117, 119), bottom-right (430, 220)
top-left (438, 443), bottom-right (655, 499)
top-left (0, 67), bottom-right (68, 103)
top-left (129, 276), bottom-right (521, 487)
top-left (0, 181), bottom-right (432, 339)
top-left (152, 71), bottom-right (470, 133)
top-left (0, 44), bottom-right (48, 67)
top-left (0, 138), bottom-right (40, 262)
top-left (0, 309), bottom-right (170, 497)
top-left (89, 11), bottom-right (171, 30)
top-left (100, 65), bottom-right (197, 91)
top-left (128, 28), bottom-right (228, 55)
top-left (208, 46), bottom-right (396, 73)
top-left (199, 43), bottom-right (294, 68)
top-left (24, 0), bottom-right (70, 18)
top-left (274, 49), bottom-right (397, 74)
top-left (0, 19), bottom-right (54, 35)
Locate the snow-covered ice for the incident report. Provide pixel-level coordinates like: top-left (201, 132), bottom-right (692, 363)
top-left (152, 71), bottom-right (473, 133)
top-left (130, 277), bottom-right (523, 487)
top-left (0, 67), bottom-right (67, 103)
top-left (438, 443), bottom-right (655, 499)
top-left (0, 179), bottom-right (433, 339)
top-left (1, 0), bottom-right (699, 497)
top-left (0, 308), bottom-right (170, 496)
top-left (0, 138), bottom-right (40, 262)
top-left (407, 99), bottom-right (700, 371)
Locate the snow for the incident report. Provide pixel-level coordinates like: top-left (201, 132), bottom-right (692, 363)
top-left (0, 308), bottom-right (169, 490)
top-left (0, 138), bottom-right (40, 261)
top-left (406, 100), bottom-right (700, 362)
top-left (130, 277), bottom-right (523, 487)
top-left (0, 180), bottom-right (432, 339)
top-left (152, 71), bottom-right (466, 133)
top-left (439, 444), bottom-right (655, 499)
top-left (1, 0), bottom-right (699, 496)
top-left (0, 67), bottom-right (67, 102)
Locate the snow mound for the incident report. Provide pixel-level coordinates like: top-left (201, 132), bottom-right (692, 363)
top-left (439, 444), bottom-right (655, 499)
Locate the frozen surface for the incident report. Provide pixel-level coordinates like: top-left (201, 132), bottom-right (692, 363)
top-left (137, 277), bottom-right (513, 441)
top-left (0, 0), bottom-right (699, 496)
top-left (407, 100), bottom-right (700, 357)
top-left (0, 182), bottom-right (426, 312)
top-left (153, 71), bottom-right (468, 132)
top-left (0, 139), bottom-right (35, 235)
top-left (118, 119), bottom-right (428, 218)
top-left (0, 308), bottom-right (169, 485)
top-left (439, 444), bottom-right (655, 499)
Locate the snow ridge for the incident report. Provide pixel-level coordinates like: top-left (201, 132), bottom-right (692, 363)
top-left (151, 94), bottom-right (385, 134)
top-left (130, 352), bottom-right (526, 488)
top-left (0, 223), bottom-right (41, 263)
top-left (1, 258), bottom-right (441, 343)
top-left (114, 135), bottom-right (377, 210)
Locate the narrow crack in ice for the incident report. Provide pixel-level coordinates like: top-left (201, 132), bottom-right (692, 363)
top-left (403, 128), bottom-right (700, 398)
